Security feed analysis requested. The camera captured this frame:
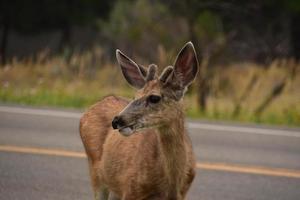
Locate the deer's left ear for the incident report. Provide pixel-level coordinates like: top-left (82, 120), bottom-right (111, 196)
top-left (173, 42), bottom-right (199, 88)
top-left (162, 42), bottom-right (199, 100)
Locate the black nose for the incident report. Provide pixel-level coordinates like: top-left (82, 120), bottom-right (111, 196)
top-left (112, 116), bottom-right (126, 129)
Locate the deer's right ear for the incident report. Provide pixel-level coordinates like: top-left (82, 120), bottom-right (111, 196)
top-left (173, 42), bottom-right (199, 88)
top-left (116, 50), bottom-right (146, 89)
top-left (162, 42), bottom-right (199, 101)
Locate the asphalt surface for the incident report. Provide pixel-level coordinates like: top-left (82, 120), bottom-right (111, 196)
top-left (0, 105), bottom-right (300, 200)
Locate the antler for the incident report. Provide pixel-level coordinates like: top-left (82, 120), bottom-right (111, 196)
top-left (145, 64), bottom-right (158, 82)
top-left (140, 63), bottom-right (174, 84)
top-left (159, 66), bottom-right (174, 83)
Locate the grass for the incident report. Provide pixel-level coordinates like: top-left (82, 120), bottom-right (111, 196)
top-left (0, 53), bottom-right (299, 127)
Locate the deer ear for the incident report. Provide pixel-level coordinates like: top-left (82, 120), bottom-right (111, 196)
top-left (173, 42), bottom-right (199, 88)
top-left (116, 50), bottom-right (146, 89)
top-left (162, 42), bottom-right (199, 101)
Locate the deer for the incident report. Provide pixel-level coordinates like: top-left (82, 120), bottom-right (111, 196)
top-left (80, 42), bottom-right (199, 200)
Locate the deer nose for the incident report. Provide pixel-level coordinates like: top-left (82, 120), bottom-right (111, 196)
top-left (112, 116), bottom-right (126, 129)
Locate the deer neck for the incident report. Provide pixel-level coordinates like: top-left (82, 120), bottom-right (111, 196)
top-left (157, 104), bottom-right (187, 190)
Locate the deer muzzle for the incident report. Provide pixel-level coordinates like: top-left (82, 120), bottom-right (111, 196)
top-left (112, 116), bottom-right (134, 136)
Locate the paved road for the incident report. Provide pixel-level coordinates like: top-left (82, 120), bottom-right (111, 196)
top-left (0, 105), bottom-right (300, 200)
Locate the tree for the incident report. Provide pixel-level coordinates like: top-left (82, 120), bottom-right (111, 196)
top-left (101, 0), bottom-right (186, 63)
top-left (161, 0), bottom-right (300, 111)
top-left (284, 0), bottom-right (300, 60)
top-left (160, 0), bottom-right (225, 111)
top-left (0, 0), bottom-right (115, 65)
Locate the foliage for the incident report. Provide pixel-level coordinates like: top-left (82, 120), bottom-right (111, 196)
top-left (1, 0), bottom-right (300, 126)
top-left (0, 0), bottom-right (114, 33)
top-left (0, 51), bottom-right (299, 126)
top-left (100, 0), bottom-right (188, 62)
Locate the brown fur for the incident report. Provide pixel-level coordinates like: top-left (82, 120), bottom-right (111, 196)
top-left (80, 42), bottom-right (198, 200)
top-left (80, 93), bottom-right (196, 199)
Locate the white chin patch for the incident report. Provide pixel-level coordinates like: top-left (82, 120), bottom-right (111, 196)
top-left (119, 127), bottom-right (134, 136)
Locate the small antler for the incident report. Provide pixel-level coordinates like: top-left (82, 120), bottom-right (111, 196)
top-left (159, 66), bottom-right (174, 83)
top-left (137, 64), bottom-right (148, 77)
top-left (145, 64), bottom-right (158, 82)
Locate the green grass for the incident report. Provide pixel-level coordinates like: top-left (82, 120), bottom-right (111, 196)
top-left (0, 88), bottom-right (96, 108)
top-left (187, 106), bottom-right (300, 127)
top-left (0, 55), bottom-right (299, 127)
top-left (0, 79), bottom-right (134, 109)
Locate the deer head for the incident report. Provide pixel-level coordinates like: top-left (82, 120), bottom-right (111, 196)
top-left (112, 42), bottom-right (199, 136)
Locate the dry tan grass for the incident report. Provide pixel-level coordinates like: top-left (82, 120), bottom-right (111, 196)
top-left (0, 54), bottom-right (299, 126)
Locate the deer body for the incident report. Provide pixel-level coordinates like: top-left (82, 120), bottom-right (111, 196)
top-left (80, 42), bottom-right (199, 200)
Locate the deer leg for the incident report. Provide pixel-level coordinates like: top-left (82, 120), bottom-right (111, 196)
top-left (146, 194), bottom-right (168, 200)
top-left (108, 191), bottom-right (120, 200)
top-left (121, 193), bottom-right (170, 200)
top-left (181, 167), bottom-right (196, 199)
top-left (98, 187), bottom-right (109, 200)
top-left (93, 185), bottom-right (109, 200)
top-left (88, 159), bottom-right (109, 200)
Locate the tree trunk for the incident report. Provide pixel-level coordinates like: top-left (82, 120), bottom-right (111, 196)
top-left (187, 18), bottom-right (208, 112)
top-left (291, 13), bottom-right (300, 60)
top-left (59, 24), bottom-right (71, 51)
top-left (0, 22), bottom-right (9, 65)
top-left (254, 80), bottom-right (286, 116)
top-left (58, 24), bottom-right (73, 62)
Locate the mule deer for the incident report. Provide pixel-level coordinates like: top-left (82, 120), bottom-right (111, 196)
top-left (80, 42), bottom-right (199, 200)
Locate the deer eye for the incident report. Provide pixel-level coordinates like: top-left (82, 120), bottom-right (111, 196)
top-left (147, 95), bottom-right (161, 104)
